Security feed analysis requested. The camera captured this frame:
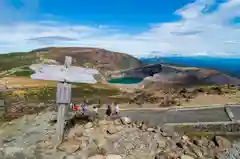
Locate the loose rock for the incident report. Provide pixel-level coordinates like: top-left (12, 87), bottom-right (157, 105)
top-left (107, 126), bottom-right (118, 134)
top-left (180, 155), bottom-right (195, 159)
top-left (120, 117), bottom-right (131, 125)
top-left (0, 110), bottom-right (234, 159)
top-left (213, 136), bottom-right (232, 150)
top-left (58, 141), bottom-right (80, 153)
top-left (88, 155), bottom-right (105, 159)
top-left (84, 122), bottom-right (94, 129)
top-left (106, 154), bottom-right (122, 159)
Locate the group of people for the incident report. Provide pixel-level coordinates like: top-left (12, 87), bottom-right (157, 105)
top-left (69, 101), bottom-right (119, 116)
top-left (106, 102), bottom-right (119, 116)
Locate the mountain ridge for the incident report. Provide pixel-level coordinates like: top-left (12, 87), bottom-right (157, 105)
top-left (0, 47), bottom-right (143, 74)
top-left (0, 47), bottom-right (240, 87)
top-left (140, 56), bottom-right (240, 78)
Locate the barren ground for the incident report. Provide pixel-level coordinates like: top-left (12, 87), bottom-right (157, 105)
top-left (180, 93), bottom-right (240, 106)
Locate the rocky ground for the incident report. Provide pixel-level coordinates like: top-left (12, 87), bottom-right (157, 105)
top-left (0, 108), bottom-right (237, 159)
top-left (126, 85), bottom-right (240, 107)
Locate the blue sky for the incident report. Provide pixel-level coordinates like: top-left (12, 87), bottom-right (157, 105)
top-left (0, 0), bottom-right (239, 57)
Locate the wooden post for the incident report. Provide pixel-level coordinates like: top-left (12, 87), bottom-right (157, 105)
top-left (55, 56), bottom-right (72, 144)
top-left (56, 104), bottom-right (66, 141)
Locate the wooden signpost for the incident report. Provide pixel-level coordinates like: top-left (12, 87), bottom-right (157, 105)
top-left (29, 56), bottom-right (99, 143)
top-left (0, 98), bottom-right (5, 117)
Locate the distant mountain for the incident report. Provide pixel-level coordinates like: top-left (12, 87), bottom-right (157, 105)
top-left (0, 47), bottom-right (143, 73)
top-left (140, 56), bottom-right (240, 78)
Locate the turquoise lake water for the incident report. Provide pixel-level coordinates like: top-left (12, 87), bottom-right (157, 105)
top-left (108, 77), bottom-right (143, 84)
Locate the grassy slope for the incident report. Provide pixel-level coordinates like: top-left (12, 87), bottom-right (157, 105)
top-left (0, 47), bottom-right (143, 104)
top-left (0, 77), bottom-right (129, 104)
top-left (0, 47), bottom-right (144, 79)
top-left (0, 52), bottom-right (37, 72)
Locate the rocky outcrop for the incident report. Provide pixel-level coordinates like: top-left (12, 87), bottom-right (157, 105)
top-left (173, 122), bottom-right (240, 133)
top-left (109, 64), bottom-right (162, 79)
top-left (0, 110), bottom-right (234, 159)
top-left (142, 65), bottom-right (240, 88)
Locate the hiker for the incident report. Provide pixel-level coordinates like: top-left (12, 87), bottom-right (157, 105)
top-left (114, 102), bottom-right (119, 115)
top-left (93, 106), bottom-right (98, 115)
top-left (70, 102), bottom-right (73, 109)
top-left (97, 99), bottom-right (101, 108)
top-left (81, 101), bottom-right (86, 115)
top-left (73, 103), bottom-right (79, 111)
top-left (106, 103), bottom-right (112, 117)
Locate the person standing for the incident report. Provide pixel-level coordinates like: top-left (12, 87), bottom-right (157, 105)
top-left (81, 101), bottom-right (86, 115)
top-left (106, 103), bottom-right (112, 117)
top-left (73, 103), bottom-right (79, 111)
top-left (93, 106), bottom-right (98, 115)
top-left (70, 102), bottom-right (73, 109)
top-left (114, 102), bottom-right (119, 115)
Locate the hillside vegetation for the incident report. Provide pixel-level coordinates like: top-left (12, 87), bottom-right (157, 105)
top-left (0, 47), bottom-right (143, 78)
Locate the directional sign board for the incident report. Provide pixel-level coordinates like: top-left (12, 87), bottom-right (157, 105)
top-left (30, 64), bottom-right (99, 83)
top-left (29, 56), bottom-right (100, 144)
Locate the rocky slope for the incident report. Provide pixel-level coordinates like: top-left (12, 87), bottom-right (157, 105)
top-left (140, 64), bottom-right (240, 89)
top-left (0, 109), bottom-right (236, 159)
top-left (109, 64), bottom-right (162, 79)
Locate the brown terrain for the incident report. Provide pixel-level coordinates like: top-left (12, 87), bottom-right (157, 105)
top-left (124, 85), bottom-right (240, 108)
top-left (31, 47), bottom-right (143, 73)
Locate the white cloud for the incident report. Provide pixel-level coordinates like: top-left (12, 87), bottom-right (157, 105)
top-left (0, 0), bottom-right (240, 57)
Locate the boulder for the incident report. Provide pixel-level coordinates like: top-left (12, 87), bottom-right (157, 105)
top-left (165, 151), bottom-right (179, 159)
top-left (147, 127), bottom-right (156, 132)
top-left (213, 136), bottom-right (232, 150)
top-left (154, 152), bottom-right (167, 159)
top-left (139, 124), bottom-right (147, 131)
top-left (88, 155), bottom-right (105, 159)
top-left (113, 119), bottom-right (122, 125)
top-left (107, 126), bottom-right (118, 135)
top-left (120, 117), bottom-right (131, 125)
top-left (68, 125), bottom-right (84, 140)
top-left (58, 141), bottom-right (80, 153)
top-left (99, 120), bottom-right (109, 125)
top-left (49, 114), bottom-right (57, 122)
top-left (93, 134), bottom-right (106, 148)
top-left (84, 122), bottom-right (93, 129)
top-left (4, 147), bottom-right (24, 157)
top-left (63, 155), bottom-right (76, 159)
top-left (181, 135), bottom-right (190, 142)
top-left (106, 154), bottom-right (122, 159)
top-left (180, 155), bottom-right (195, 159)
top-left (157, 139), bottom-right (167, 149)
top-left (191, 146), bottom-right (203, 158)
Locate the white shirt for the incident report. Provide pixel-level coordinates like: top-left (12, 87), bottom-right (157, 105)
top-left (115, 105), bottom-right (119, 112)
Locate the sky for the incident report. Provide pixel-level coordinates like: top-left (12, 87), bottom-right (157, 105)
top-left (0, 0), bottom-right (239, 57)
